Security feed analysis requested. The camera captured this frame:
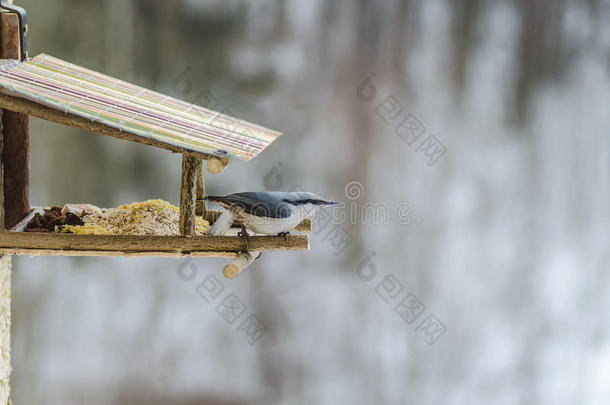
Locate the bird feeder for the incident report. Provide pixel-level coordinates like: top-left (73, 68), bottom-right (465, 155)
top-left (0, 7), bottom-right (311, 259)
top-left (0, 3), bottom-right (316, 402)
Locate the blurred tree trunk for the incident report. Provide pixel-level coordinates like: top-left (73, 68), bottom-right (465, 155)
top-left (391, 0), bottom-right (416, 94)
top-left (514, 0), bottom-right (567, 125)
top-left (104, 0), bottom-right (135, 80)
top-left (450, 0), bottom-right (482, 98)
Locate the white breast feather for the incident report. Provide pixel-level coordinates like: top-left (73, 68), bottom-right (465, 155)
top-left (240, 204), bottom-right (316, 234)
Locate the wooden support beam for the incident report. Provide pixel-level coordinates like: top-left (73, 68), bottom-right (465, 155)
top-left (0, 94), bottom-right (212, 161)
top-left (179, 154), bottom-right (201, 236)
top-left (223, 251), bottom-right (261, 279)
top-left (0, 112), bottom-right (3, 231)
top-left (207, 210), bottom-right (234, 236)
top-left (0, 232), bottom-right (309, 255)
top-left (1, 13), bottom-right (29, 229)
top-left (206, 156), bottom-right (229, 174)
top-left (10, 207), bottom-right (42, 232)
top-left (0, 249), bottom-right (238, 258)
top-left (195, 159), bottom-right (205, 216)
top-left (1, 14), bottom-right (21, 402)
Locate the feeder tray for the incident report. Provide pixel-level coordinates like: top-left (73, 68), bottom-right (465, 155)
top-left (0, 206), bottom-right (311, 258)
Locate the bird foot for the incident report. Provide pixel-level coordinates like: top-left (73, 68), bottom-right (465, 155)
top-left (238, 225), bottom-right (250, 251)
top-left (278, 231), bottom-right (290, 242)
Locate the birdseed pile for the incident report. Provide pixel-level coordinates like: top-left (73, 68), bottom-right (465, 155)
top-left (59, 199), bottom-right (210, 236)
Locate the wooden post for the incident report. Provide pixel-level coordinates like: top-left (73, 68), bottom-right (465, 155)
top-left (1, 12), bottom-right (29, 229)
top-left (0, 111), bottom-right (4, 228)
top-left (207, 210), bottom-right (234, 236)
top-left (179, 154), bottom-right (201, 236)
top-left (206, 156), bottom-right (229, 175)
top-left (223, 251), bottom-right (260, 279)
top-left (0, 11), bottom-right (22, 403)
top-left (195, 159), bottom-right (206, 217)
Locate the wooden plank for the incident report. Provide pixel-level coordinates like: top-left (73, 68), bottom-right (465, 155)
top-left (0, 232), bottom-right (309, 254)
top-left (195, 159), bottom-right (205, 216)
top-left (179, 154), bottom-right (200, 236)
top-left (207, 210), bottom-right (233, 236)
top-left (0, 14), bottom-right (18, 403)
top-left (0, 93), bottom-right (212, 160)
top-left (0, 110), bottom-right (3, 229)
top-left (1, 13), bottom-right (29, 229)
top-left (0, 249), bottom-right (239, 258)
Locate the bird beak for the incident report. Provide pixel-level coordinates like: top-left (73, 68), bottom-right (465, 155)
top-left (324, 200), bottom-right (338, 206)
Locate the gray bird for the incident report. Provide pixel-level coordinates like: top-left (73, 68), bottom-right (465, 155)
top-left (202, 191), bottom-right (336, 235)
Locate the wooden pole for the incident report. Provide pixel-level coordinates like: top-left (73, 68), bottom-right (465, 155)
top-left (179, 154), bottom-right (201, 236)
top-left (207, 210), bottom-right (234, 236)
top-left (1, 12), bottom-right (29, 229)
top-left (195, 159), bottom-right (206, 217)
top-left (0, 12), bottom-right (21, 403)
top-left (206, 156), bottom-right (229, 174)
top-left (223, 251), bottom-right (260, 279)
top-left (0, 232), bottom-right (310, 255)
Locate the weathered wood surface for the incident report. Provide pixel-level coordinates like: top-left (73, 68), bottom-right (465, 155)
top-left (0, 249), bottom-right (242, 258)
top-left (223, 251), bottom-right (261, 279)
top-left (0, 232), bottom-right (309, 255)
top-left (0, 110), bottom-right (3, 230)
top-left (0, 13), bottom-right (19, 404)
top-left (195, 159), bottom-right (205, 216)
top-left (206, 156), bottom-right (230, 174)
top-left (207, 210), bottom-right (234, 236)
top-left (10, 207), bottom-right (43, 232)
top-left (0, 93), bottom-right (212, 160)
top-left (1, 13), bottom-right (29, 229)
top-left (179, 154), bottom-right (201, 236)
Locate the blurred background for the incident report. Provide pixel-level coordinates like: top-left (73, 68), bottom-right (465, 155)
top-left (9, 0), bottom-right (610, 404)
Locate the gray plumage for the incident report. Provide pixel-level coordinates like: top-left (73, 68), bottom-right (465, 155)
top-left (202, 191), bottom-right (336, 234)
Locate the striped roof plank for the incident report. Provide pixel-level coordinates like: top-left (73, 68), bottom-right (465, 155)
top-left (0, 54), bottom-right (281, 161)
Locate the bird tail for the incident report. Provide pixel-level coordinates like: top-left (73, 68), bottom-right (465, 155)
top-left (197, 195), bottom-right (222, 201)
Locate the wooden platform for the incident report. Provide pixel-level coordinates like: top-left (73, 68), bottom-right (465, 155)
top-left (0, 232), bottom-right (309, 258)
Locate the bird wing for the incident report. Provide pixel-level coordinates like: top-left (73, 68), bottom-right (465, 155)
top-left (206, 192), bottom-right (293, 219)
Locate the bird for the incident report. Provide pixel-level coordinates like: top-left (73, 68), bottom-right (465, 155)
top-left (201, 191), bottom-right (337, 236)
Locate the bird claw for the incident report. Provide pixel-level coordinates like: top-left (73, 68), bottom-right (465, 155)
top-left (278, 231), bottom-right (290, 242)
top-left (238, 225), bottom-right (250, 251)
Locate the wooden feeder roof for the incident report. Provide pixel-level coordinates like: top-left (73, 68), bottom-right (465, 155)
top-left (0, 54), bottom-right (281, 161)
